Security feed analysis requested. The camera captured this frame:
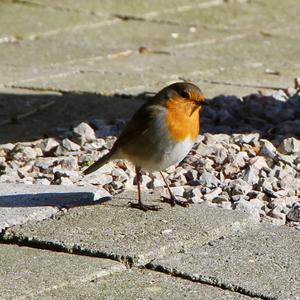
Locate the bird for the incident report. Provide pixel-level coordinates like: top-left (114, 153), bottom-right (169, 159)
top-left (83, 82), bottom-right (207, 211)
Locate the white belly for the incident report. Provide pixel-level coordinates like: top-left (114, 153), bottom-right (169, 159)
top-left (159, 137), bottom-right (194, 170)
top-left (130, 136), bottom-right (194, 172)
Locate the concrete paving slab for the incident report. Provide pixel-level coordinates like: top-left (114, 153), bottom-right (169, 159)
top-left (43, 18), bottom-right (228, 51)
top-left (1, 0), bottom-right (298, 98)
top-left (0, 1), bottom-right (108, 39)
top-left (0, 183), bottom-right (111, 231)
top-left (11, 33), bottom-right (295, 97)
top-left (40, 267), bottom-right (257, 300)
top-left (149, 224), bottom-right (300, 300)
top-left (0, 243), bottom-right (125, 300)
top-left (5, 26), bottom-right (297, 96)
top-left (161, 0), bottom-right (300, 29)
top-left (1, 191), bottom-right (256, 266)
top-left (0, 18), bottom-right (239, 86)
top-left (0, 34), bottom-right (120, 68)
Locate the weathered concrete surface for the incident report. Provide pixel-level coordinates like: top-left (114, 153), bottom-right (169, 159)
top-left (0, 243), bottom-right (125, 300)
top-left (1, 191), bottom-right (256, 266)
top-left (40, 268), bottom-right (257, 300)
top-left (2, 191), bottom-right (298, 299)
top-left (1, 0), bottom-right (299, 96)
top-left (0, 183), bottom-right (110, 231)
top-left (149, 224), bottom-right (300, 300)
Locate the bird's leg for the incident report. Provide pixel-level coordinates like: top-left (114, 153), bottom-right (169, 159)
top-left (160, 171), bottom-right (189, 207)
top-left (128, 166), bottom-right (161, 211)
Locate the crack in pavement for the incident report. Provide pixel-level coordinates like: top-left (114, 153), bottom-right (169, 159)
top-left (144, 263), bottom-right (273, 300)
top-left (0, 232), bottom-right (135, 268)
top-left (0, 230), bottom-right (268, 299)
top-left (2, 84), bottom-right (95, 94)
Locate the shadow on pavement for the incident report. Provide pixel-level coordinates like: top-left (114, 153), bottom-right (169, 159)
top-left (1, 89), bottom-right (299, 144)
top-left (0, 192), bottom-right (111, 208)
top-left (0, 91), bottom-right (150, 144)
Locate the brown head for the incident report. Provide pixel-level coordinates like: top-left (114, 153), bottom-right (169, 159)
top-left (157, 81), bottom-right (206, 107)
top-left (155, 82), bottom-right (206, 142)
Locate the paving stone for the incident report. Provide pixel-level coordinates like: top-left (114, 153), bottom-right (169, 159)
top-left (0, 183), bottom-right (111, 231)
top-left (0, 244), bottom-right (125, 300)
top-left (161, 0), bottom-right (300, 30)
top-left (40, 267), bottom-right (256, 300)
top-left (0, 0), bottom-right (299, 99)
top-left (0, 1), bottom-right (105, 38)
top-left (2, 191), bottom-right (256, 266)
top-left (149, 224), bottom-right (300, 300)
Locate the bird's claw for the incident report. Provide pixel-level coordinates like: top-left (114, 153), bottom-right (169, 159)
top-left (128, 201), bottom-right (162, 212)
top-left (161, 195), bottom-right (190, 207)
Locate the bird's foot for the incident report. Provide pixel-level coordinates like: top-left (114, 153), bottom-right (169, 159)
top-left (128, 201), bottom-right (161, 212)
top-left (161, 195), bottom-right (190, 207)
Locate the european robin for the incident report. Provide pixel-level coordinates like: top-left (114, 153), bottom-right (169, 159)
top-left (83, 82), bottom-right (207, 211)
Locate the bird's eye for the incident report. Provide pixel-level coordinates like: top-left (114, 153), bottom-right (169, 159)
top-left (180, 91), bottom-right (189, 99)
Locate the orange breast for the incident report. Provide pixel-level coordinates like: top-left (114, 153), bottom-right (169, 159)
top-left (165, 97), bottom-right (200, 142)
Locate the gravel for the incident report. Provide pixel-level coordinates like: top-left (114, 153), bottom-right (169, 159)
top-left (1, 88), bottom-right (300, 228)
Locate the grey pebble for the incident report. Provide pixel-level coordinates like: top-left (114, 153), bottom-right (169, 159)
top-left (233, 199), bottom-right (261, 222)
top-left (278, 137), bottom-right (300, 155)
top-left (62, 138), bottom-right (81, 152)
top-left (286, 202), bottom-right (300, 222)
top-left (203, 187), bottom-right (222, 201)
top-left (73, 122), bottom-right (96, 145)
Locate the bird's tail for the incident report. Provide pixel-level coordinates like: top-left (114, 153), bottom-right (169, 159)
top-left (82, 152), bottom-right (112, 175)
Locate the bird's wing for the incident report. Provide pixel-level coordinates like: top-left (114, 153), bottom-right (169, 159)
top-left (111, 102), bottom-right (164, 152)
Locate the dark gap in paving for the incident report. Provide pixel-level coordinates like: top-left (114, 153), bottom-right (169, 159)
top-left (112, 13), bottom-right (192, 27)
top-left (7, 0), bottom-right (41, 9)
top-left (0, 232), bottom-right (135, 268)
top-left (145, 262), bottom-right (274, 300)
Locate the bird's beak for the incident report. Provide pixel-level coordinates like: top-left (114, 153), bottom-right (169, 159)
top-left (199, 100), bottom-right (208, 106)
top-left (189, 99), bottom-right (207, 116)
top-left (192, 99), bottom-right (207, 106)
